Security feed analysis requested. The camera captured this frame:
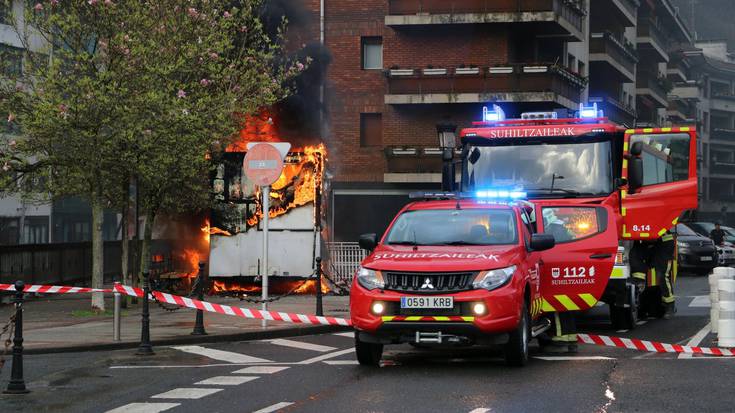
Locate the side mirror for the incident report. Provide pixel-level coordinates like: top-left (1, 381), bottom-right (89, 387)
top-left (359, 233), bottom-right (378, 251)
top-left (615, 177), bottom-right (628, 188)
top-left (529, 234), bottom-right (555, 251)
top-left (630, 141), bottom-right (644, 157)
top-left (628, 157), bottom-right (643, 193)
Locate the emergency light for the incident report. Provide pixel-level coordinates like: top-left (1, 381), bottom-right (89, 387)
top-left (578, 103), bottom-right (604, 119)
top-left (475, 189), bottom-right (527, 200)
top-left (482, 104), bottom-right (505, 122)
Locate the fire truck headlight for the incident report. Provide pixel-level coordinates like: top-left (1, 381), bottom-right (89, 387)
top-left (472, 265), bottom-right (516, 291)
top-left (356, 267), bottom-right (384, 290)
top-left (371, 301), bottom-right (386, 315)
top-left (472, 302), bottom-right (487, 315)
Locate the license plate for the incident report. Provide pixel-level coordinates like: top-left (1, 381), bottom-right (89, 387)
top-left (701, 256), bottom-right (713, 261)
top-left (400, 296), bottom-right (454, 309)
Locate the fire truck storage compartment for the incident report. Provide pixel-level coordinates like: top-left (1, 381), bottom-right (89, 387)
top-left (209, 206), bottom-right (318, 277)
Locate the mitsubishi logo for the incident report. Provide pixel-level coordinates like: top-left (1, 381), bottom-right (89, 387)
top-left (421, 277), bottom-right (434, 290)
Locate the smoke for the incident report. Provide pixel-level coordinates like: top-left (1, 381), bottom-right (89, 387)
top-left (671, 0), bottom-right (735, 47)
top-left (260, 0), bottom-right (310, 38)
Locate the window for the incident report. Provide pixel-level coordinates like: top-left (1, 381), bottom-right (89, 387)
top-left (0, 217), bottom-right (20, 245)
top-left (541, 207), bottom-right (603, 243)
top-left (630, 133), bottom-right (690, 186)
top-left (22, 216), bottom-right (49, 244)
top-left (361, 37), bottom-right (382, 70)
top-left (578, 61), bottom-right (586, 77)
top-left (360, 113), bottom-right (382, 147)
top-left (385, 209), bottom-right (518, 246)
top-left (0, 44), bottom-right (23, 77)
top-left (568, 54), bottom-right (576, 72)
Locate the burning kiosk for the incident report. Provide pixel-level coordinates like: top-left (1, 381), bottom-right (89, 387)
top-left (208, 113), bottom-right (326, 291)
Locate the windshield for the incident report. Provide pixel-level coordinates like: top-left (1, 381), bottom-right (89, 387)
top-left (464, 139), bottom-right (613, 196)
top-left (385, 209), bottom-right (518, 246)
top-left (676, 224), bottom-right (698, 236)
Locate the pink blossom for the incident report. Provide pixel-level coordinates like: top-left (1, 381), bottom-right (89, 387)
top-left (177, 89), bottom-right (186, 98)
top-left (2, 163), bottom-right (10, 172)
top-left (296, 62), bottom-right (304, 71)
top-left (182, 109), bottom-right (190, 115)
top-left (88, 0), bottom-right (98, 5)
top-left (50, 0), bottom-right (59, 5)
top-left (58, 104), bottom-right (68, 113)
top-left (7, 113), bottom-right (15, 123)
top-left (200, 79), bottom-right (211, 87)
top-left (104, 0), bottom-right (114, 5)
top-left (209, 52), bottom-right (218, 59)
top-left (240, 26), bottom-right (248, 33)
top-left (123, 34), bottom-right (130, 42)
top-left (143, 129), bottom-right (152, 135)
top-left (9, 140), bottom-right (17, 148)
top-left (223, 11), bottom-right (231, 18)
top-left (187, 7), bottom-right (198, 17)
top-left (33, 3), bottom-right (43, 11)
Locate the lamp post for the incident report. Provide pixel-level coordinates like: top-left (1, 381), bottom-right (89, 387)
top-left (437, 123), bottom-right (457, 192)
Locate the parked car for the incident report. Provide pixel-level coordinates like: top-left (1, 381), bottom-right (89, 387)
top-left (685, 222), bottom-right (735, 266)
top-left (676, 223), bottom-right (718, 274)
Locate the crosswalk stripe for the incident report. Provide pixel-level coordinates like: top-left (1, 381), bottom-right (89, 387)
top-left (298, 348), bottom-right (355, 365)
top-left (195, 376), bottom-right (259, 386)
top-left (252, 402), bottom-right (295, 413)
top-left (269, 338), bottom-right (336, 353)
top-left (151, 388), bottom-right (223, 399)
top-left (172, 345), bottom-right (272, 363)
top-left (105, 403), bottom-right (180, 413)
top-left (323, 360), bottom-right (359, 365)
top-left (232, 366), bottom-right (290, 374)
top-left (534, 356), bottom-right (616, 361)
top-left (468, 409), bottom-right (491, 413)
top-left (332, 331), bottom-right (355, 338)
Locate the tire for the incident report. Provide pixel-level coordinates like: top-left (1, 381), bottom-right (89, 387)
top-left (610, 305), bottom-right (636, 330)
top-left (355, 335), bottom-right (383, 367)
top-left (505, 303), bottom-right (530, 367)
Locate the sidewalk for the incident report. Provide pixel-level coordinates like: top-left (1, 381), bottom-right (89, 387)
top-left (0, 291), bottom-right (351, 354)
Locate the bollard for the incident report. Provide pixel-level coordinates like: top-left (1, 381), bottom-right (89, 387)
top-left (191, 262), bottom-right (207, 336)
top-left (718, 278), bottom-right (735, 347)
top-left (113, 285), bottom-right (121, 342)
top-left (136, 272), bottom-right (154, 356)
top-left (4, 280), bottom-right (29, 394)
top-left (315, 257), bottom-right (324, 317)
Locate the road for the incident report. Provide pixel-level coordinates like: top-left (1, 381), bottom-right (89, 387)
top-left (1, 273), bottom-right (730, 413)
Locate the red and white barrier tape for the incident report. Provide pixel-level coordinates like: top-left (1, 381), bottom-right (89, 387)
top-left (578, 333), bottom-right (735, 357)
top-left (113, 283), bottom-right (352, 327)
top-left (0, 283), bottom-right (112, 294)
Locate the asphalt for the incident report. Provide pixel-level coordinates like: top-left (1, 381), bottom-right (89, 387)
top-left (0, 273), bottom-right (725, 413)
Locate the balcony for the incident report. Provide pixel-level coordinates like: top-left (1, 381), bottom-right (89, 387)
top-left (712, 128), bottom-right (735, 143)
top-left (590, 0), bottom-right (638, 29)
top-left (666, 98), bottom-right (695, 123)
top-left (589, 32), bottom-right (637, 83)
top-left (589, 96), bottom-right (636, 127)
top-left (636, 74), bottom-right (669, 108)
top-left (386, 0), bottom-right (586, 41)
top-left (636, 20), bottom-right (669, 63)
top-left (385, 64), bottom-right (587, 109)
top-left (669, 83), bottom-right (700, 101)
top-left (712, 93), bottom-right (735, 113)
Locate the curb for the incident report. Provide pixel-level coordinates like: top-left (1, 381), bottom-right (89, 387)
top-left (23, 324), bottom-right (351, 355)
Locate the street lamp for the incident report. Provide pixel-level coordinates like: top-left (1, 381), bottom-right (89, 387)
top-left (436, 123), bottom-right (457, 191)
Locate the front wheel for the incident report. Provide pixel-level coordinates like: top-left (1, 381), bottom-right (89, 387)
top-left (505, 303), bottom-right (530, 367)
top-left (355, 335), bottom-right (383, 367)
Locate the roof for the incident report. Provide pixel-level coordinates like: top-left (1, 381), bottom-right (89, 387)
top-left (404, 199), bottom-right (517, 212)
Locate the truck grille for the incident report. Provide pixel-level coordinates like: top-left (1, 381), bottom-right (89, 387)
top-left (383, 271), bottom-right (476, 293)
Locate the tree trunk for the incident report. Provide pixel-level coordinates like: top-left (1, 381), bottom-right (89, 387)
top-left (139, 208), bottom-right (155, 281)
top-left (120, 178), bottom-right (130, 308)
top-left (91, 196), bottom-right (105, 311)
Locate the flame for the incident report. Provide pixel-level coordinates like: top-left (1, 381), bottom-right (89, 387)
top-left (180, 248), bottom-right (201, 275)
top-left (201, 219), bottom-right (233, 243)
top-left (209, 278), bottom-right (330, 295)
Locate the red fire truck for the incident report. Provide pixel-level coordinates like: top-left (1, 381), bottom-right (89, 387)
top-left (350, 104), bottom-right (698, 366)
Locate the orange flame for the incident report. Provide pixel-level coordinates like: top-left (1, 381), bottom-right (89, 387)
top-left (209, 278), bottom-right (330, 295)
top-left (201, 219), bottom-right (233, 243)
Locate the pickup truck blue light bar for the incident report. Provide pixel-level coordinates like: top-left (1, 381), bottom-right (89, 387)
top-left (409, 190), bottom-right (527, 200)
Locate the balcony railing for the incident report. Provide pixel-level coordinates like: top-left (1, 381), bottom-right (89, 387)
top-left (614, 0), bottom-right (639, 19)
top-left (637, 19), bottom-right (669, 61)
top-left (590, 96), bottom-right (636, 127)
top-left (385, 64), bottom-right (587, 105)
top-left (589, 32), bottom-right (637, 78)
top-left (636, 74), bottom-right (669, 107)
top-left (387, 0), bottom-right (586, 36)
top-left (712, 128), bottom-right (735, 142)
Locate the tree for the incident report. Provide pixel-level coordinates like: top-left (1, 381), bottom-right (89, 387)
top-left (0, 0), bottom-right (302, 307)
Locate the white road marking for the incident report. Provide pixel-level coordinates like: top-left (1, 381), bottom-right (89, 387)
top-left (323, 360), bottom-right (359, 365)
top-left (534, 356), bottom-right (616, 361)
top-left (252, 402), bottom-right (295, 413)
top-left (151, 387), bottom-right (223, 399)
top-left (615, 329), bottom-right (629, 333)
top-left (679, 322), bottom-right (711, 359)
top-left (106, 403), bottom-right (180, 413)
top-left (195, 376), bottom-right (259, 386)
top-left (332, 331), bottom-right (355, 338)
top-left (469, 409), bottom-right (492, 413)
top-left (636, 320), bottom-right (648, 326)
top-left (232, 366), bottom-right (290, 374)
top-left (172, 345), bottom-right (272, 363)
top-left (298, 347), bottom-right (355, 364)
top-left (269, 338), bottom-right (336, 353)
top-left (689, 295), bottom-right (711, 308)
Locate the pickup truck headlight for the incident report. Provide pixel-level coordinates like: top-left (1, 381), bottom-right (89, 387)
top-left (356, 266), bottom-right (384, 290)
top-left (473, 265), bottom-right (516, 291)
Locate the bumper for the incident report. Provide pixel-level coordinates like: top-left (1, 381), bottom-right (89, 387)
top-left (350, 282), bottom-right (522, 343)
top-left (678, 250), bottom-right (718, 269)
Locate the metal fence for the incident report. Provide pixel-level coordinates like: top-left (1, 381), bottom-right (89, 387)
top-left (326, 242), bottom-right (366, 286)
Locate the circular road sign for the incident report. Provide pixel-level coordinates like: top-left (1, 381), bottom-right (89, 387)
top-left (243, 143), bottom-right (284, 187)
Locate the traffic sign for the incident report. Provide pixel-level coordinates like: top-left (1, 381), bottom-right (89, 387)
top-left (243, 143), bottom-right (290, 186)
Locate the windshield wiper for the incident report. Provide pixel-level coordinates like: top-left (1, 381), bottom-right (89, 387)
top-left (388, 240), bottom-right (419, 246)
top-left (530, 187), bottom-right (582, 195)
top-left (435, 241), bottom-right (486, 246)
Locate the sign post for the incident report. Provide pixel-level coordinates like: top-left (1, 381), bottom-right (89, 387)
top-left (244, 142), bottom-right (290, 328)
